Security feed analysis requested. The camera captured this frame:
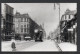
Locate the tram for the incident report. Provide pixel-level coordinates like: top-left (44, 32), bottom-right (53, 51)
top-left (34, 29), bottom-right (43, 42)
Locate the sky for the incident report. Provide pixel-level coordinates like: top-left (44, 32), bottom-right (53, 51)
top-left (1, 3), bottom-right (77, 36)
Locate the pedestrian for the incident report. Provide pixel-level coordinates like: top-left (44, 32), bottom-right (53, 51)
top-left (11, 37), bottom-right (16, 52)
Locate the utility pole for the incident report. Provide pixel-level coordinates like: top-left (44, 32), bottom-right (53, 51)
top-left (59, 3), bottom-right (61, 43)
top-left (59, 4), bottom-right (60, 23)
top-left (54, 3), bottom-right (61, 43)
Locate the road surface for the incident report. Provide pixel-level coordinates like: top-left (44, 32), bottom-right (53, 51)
top-left (1, 40), bottom-right (60, 52)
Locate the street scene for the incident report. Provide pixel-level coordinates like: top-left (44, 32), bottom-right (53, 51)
top-left (1, 3), bottom-right (77, 52)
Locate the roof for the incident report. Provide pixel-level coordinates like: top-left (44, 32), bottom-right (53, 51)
top-left (61, 9), bottom-right (77, 21)
top-left (14, 12), bottom-right (30, 18)
top-left (64, 9), bottom-right (77, 15)
top-left (5, 3), bottom-right (14, 9)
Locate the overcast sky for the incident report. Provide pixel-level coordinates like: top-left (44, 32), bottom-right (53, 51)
top-left (1, 3), bottom-right (77, 36)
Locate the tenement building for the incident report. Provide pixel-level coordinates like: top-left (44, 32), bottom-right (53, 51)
top-left (1, 4), bottom-right (14, 41)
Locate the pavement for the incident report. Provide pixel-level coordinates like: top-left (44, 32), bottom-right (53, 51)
top-left (58, 42), bottom-right (77, 51)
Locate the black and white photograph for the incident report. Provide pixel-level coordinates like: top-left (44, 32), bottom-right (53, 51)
top-left (1, 3), bottom-right (77, 52)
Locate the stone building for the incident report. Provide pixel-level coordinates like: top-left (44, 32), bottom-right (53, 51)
top-left (14, 12), bottom-right (30, 40)
top-left (14, 12), bottom-right (42, 40)
top-left (1, 4), bottom-right (14, 41)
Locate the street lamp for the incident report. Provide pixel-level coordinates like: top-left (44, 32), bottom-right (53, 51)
top-left (34, 29), bottom-right (38, 33)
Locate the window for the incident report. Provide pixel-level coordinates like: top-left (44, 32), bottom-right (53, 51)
top-left (24, 18), bottom-right (26, 22)
top-left (27, 28), bottom-right (28, 33)
top-left (66, 15), bottom-right (68, 20)
top-left (27, 19), bottom-right (29, 23)
top-left (27, 18), bottom-right (28, 22)
top-left (24, 28), bottom-right (26, 32)
top-left (7, 32), bottom-right (8, 35)
top-left (27, 29), bottom-right (29, 33)
top-left (18, 19), bottom-right (20, 22)
top-left (21, 25), bottom-right (23, 32)
top-left (63, 16), bottom-right (65, 21)
top-left (21, 28), bottom-right (23, 32)
top-left (65, 15), bottom-right (66, 20)
top-left (69, 15), bottom-right (70, 19)
top-left (27, 24), bottom-right (28, 28)
top-left (24, 25), bottom-right (26, 32)
top-left (24, 25), bottom-right (26, 28)
top-left (28, 24), bottom-right (29, 28)
top-left (6, 5), bottom-right (8, 13)
top-left (28, 19), bottom-right (29, 22)
top-left (26, 28), bottom-right (27, 33)
top-left (7, 6), bottom-right (9, 13)
top-left (6, 14), bottom-right (8, 21)
top-left (21, 18), bottom-right (23, 22)
top-left (71, 15), bottom-right (74, 19)
top-left (16, 24), bottom-right (18, 27)
top-left (16, 27), bottom-right (18, 33)
top-left (26, 18), bottom-right (27, 22)
top-left (61, 15), bottom-right (63, 21)
top-left (21, 25), bottom-right (23, 28)
top-left (27, 24), bottom-right (30, 28)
